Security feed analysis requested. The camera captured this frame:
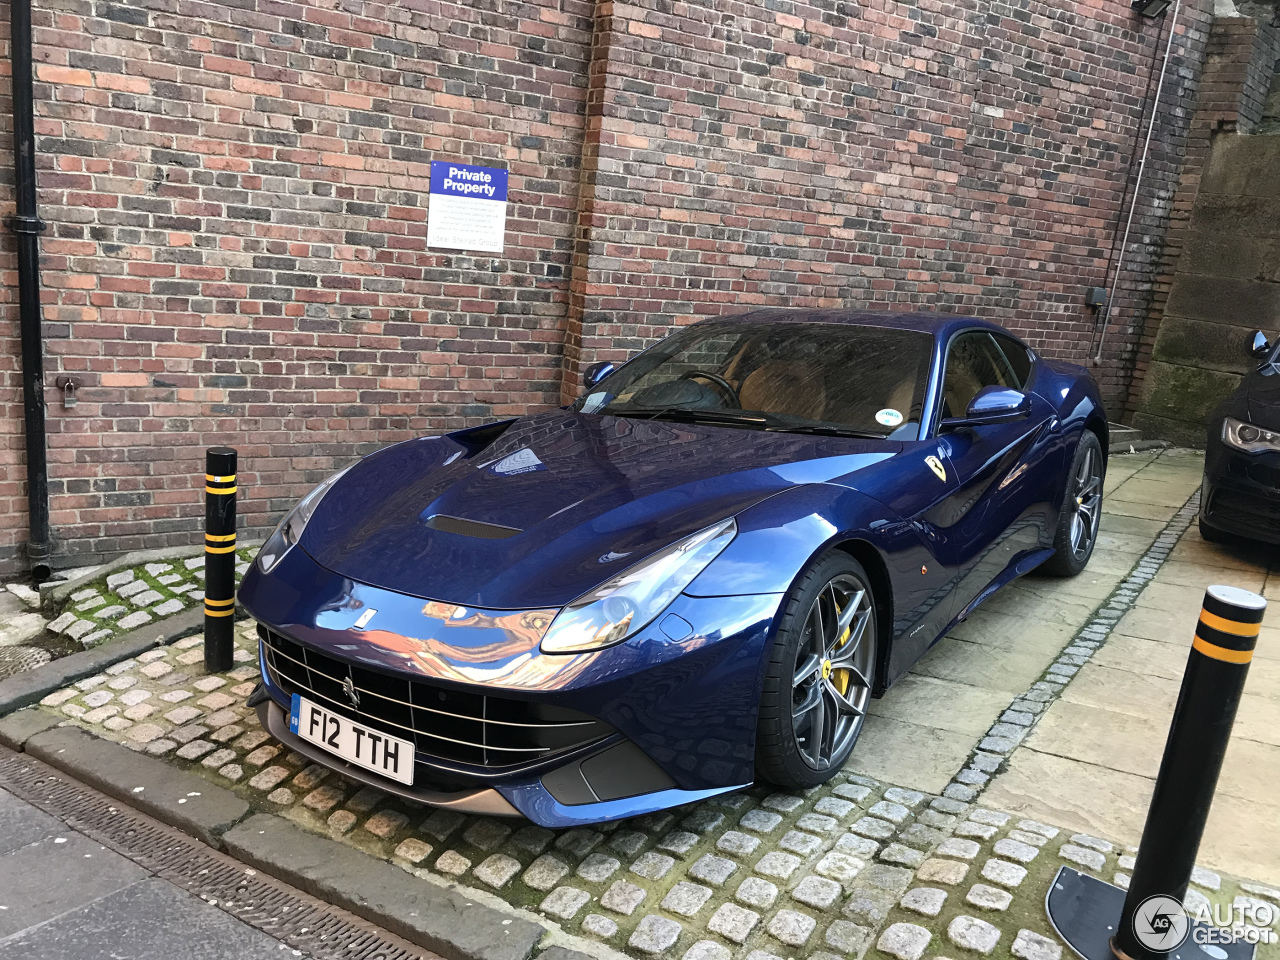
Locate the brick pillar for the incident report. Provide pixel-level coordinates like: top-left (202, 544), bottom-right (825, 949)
top-left (560, 3), bottom-right (624, 404)
top-left (1123, 15), bottom-right (1280, 418)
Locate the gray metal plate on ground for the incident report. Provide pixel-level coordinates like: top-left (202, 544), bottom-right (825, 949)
top-left (0, 646), bottom-right (51, 679)
top-left (1046, 866), bottom-right (1256, 960)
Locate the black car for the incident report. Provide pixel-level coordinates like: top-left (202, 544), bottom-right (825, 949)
top-left (1200, 330), bottom-right (1280, 545)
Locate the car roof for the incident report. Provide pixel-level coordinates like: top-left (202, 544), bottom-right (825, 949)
top-left (693, 308), bottom-right (1015, 341)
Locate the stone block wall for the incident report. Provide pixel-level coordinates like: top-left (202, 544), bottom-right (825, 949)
top-left (1128, 11), bottom-right (1280, 443)
top-left (1125, 13), bottom-right (1280, 425)
top-left (1131, 131), bottom-right (1280, 444)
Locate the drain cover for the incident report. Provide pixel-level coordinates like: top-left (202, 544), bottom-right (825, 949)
top-left (0, 645), bottom-right (52, 678)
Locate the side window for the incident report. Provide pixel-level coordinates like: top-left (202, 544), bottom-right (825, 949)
top-left (940, 332), bottom-right (1013, 419)
top-left (992, 333), bottom-right (1033, 388)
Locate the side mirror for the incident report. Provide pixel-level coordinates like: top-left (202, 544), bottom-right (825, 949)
top-left (942, 386), bottom-right (1030, 429)
top-left (1248, 330), bottom-right (1271, 360)
top-left (582, 361), bottom-right (615, 389)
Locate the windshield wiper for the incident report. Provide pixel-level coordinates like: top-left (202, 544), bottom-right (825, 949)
top-left (609, 407), bottom-right (884, 438)
top-left (765, 423), bottom-right (886, 439)
top-left (611, 407), bottom-right (771, 428)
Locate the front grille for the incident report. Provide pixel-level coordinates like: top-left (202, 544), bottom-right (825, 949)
top-left (260, 626), bottom-right (613, 770)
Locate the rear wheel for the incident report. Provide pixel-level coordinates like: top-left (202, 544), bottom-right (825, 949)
top-left (756, 551), bottom-right (878, 789)
top-left (1041, 431), bottom-right (1103, 577)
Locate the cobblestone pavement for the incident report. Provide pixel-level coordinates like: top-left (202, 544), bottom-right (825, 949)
top-left (0, 549), bottom-right (254, 679)
top-left (11, 448), bottom-right (1280, 960)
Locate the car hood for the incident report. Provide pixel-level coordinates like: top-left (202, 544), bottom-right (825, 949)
top-left (1245, 364), bottom-right (1280, 427)
top-left (300, 410), bottom-right (898, 608)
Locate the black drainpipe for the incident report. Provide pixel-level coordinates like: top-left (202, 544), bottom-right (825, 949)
top-left (7, 0), bottom-right (53, 580)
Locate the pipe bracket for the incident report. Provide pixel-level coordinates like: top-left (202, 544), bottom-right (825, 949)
top-left (5, 215), bottom-right (45, 234)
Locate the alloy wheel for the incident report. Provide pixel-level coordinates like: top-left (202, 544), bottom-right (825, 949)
top-left (1069, 445), bottom-right (1102, 559)
top-left (791, 573), bottom-right (875, 770)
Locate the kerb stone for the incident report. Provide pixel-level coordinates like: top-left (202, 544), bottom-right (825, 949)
top-left (25, 725), bottom-right (247, 847)
top-left (224, 814), bottom-right (545, 960)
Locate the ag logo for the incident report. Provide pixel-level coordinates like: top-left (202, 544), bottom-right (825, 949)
top-left (925, 455), bottom-right (947, 482)
top-left (1132, 894), bottom-right (1189, 953)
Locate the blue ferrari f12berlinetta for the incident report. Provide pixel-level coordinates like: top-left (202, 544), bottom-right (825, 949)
top-left (239, 310), bottom-right (1107, 827)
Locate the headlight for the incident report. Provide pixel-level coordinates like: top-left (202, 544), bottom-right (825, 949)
top-left (1222, 417), bottom-right (1280, 455)
top-left (256, 464), bottom-right (357, 573)
top-left (540, 518), bottom-right (737, 655)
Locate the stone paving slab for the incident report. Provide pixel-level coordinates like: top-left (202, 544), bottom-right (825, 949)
top-left (857, 449), bottom-right (1206, 797)
top-left (984, 472), bottom-right (1280, 886)
top-left (0, 876), bottom-right (289, 960)
top-left (0, 827), bottom-right (151, 939)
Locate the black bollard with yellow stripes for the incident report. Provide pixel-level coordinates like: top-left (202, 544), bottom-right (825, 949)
top-left (204, 447), bottom-right (238, 672)
top-left (1112, 584), bottom-right (1266, 960)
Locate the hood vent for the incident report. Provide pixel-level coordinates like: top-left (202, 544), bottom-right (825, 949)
top-left (424, 514), bottom-right (522, 540)
top-left (447, 419), bottom-right (517, 458)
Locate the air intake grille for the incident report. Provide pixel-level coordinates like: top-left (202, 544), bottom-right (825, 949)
top-left (1206, 487), bottom-right (1280, 538)
top-left (260, 627), bottom-right (612, 770)
top-left (423, 514), bottom-right (522, 539)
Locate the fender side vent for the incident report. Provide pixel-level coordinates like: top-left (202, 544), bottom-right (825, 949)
top-left (424, 514), bottom-right (522, 539)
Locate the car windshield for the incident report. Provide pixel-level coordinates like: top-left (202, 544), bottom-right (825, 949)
top-left (578, 321), bottom-right (934, 440)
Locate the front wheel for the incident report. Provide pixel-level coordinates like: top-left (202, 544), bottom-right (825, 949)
top-left (1040, 431), bottom-right (1104, 577)
top-left (756, 552), bottom-right (878, 789)
top-left (1198, 518), bottom-right (1228, 544)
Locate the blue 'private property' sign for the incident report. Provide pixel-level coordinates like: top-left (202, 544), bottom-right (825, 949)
top-left (427, 161), bottom-right (509, 252)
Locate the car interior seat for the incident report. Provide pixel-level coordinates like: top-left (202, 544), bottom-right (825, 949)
top-left (942, 358), bottom-right (987, 420)
top-left (738, 360), bottom-right (827, 420)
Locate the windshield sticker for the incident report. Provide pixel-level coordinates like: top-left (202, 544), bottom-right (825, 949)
top-left (581, 392), bottom-right (610, 413)
top-left (491, 448), bottom-right (546, 476)
top-left (875, 408), bottom-right (904, 428)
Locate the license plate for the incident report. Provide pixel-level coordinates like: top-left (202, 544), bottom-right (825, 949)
top-left (289, 694), bottom-right (414, 785)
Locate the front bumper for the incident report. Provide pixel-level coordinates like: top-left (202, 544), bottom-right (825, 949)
top-left (1200, 441), bottom-right (1280, 545)
top-left (240, 545), bottom-right (779, 827)
top-left (254, 698), bottom-right (521, 816)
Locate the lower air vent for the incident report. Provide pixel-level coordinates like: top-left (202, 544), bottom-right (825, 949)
top-left (423, 514), bottom-right (522, 539)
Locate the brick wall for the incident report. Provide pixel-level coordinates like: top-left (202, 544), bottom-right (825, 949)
top-left (0, 0), bottom-right (1217, 573)
top-left (562, 0), bottom-right (1215, 406)
top-left (0, 0), bottom-right (595, 571)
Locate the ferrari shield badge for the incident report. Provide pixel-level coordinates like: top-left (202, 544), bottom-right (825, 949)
top-left (925, 455), bottom-right (947, 482)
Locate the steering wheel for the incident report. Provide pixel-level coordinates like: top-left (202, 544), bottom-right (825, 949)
top-left (679, 371), bottom-right (740, 408)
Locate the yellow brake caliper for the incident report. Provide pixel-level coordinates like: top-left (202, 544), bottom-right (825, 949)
top-left (831, 599), bottom-right (852, 696)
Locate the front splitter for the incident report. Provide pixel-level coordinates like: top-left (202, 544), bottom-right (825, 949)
top-left (256, 700), bottom-right (522, 817)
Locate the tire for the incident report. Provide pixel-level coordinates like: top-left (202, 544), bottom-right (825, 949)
top-left (1198, 518), bottom-right (1228, 544)
top-left (756, 550), bottom-right (879, 789)
top-left (1040, 430), bottom-right (1104, 577)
